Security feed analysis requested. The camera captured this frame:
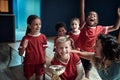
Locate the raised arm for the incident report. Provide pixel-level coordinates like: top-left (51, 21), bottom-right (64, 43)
top-left (80, 0), bottom-right (85, 27)
top-left (108, 7), bottom-right (120, 32)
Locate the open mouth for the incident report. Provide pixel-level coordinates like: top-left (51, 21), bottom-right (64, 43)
top-left (89, 19), bottom-right (94, 21)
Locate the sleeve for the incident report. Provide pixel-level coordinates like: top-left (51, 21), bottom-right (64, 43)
top-left (42, 34), bottom-right (48, 48)
top-left (99, 26), bottom-right (109, 34)
top-left (72, 53), bottom-right (85, 80)
top-left (75, 63), bottom-right (85, 80)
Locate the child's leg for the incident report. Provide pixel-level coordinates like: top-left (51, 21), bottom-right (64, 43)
top-left (23, 64), bottom-right (35, 80)
top-left (26, 76), bottom-right (34, 80)
top-left (36, 74), bottom-right (43, 80)
top-left (80, 58), bottom-right (92, 78)
top-left (35, 64), bottom-right (45, 80)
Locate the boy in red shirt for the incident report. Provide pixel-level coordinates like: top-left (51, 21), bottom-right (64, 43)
top-left (51, 36), bottom-right (85, 80)
top-left (76, 0), bottom-right (120, 78)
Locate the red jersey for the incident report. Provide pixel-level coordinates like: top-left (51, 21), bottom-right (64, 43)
top-left (19, 33), bottom-right (47, 64)
top-left (51, 52), bottom-right (81, 80)
top-left (68, 31), bottom-right (80, 48)
top-left (76, 23), bottom-right (109, 52)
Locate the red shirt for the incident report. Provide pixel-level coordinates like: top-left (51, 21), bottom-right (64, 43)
top-left (19, 33), bottom-right (47, 64)
top-left (68, 31), bottom-right (80, 48)
top-left (76, 23), bottom-right (108, 52)
top-left (51, 52), bottom-right (81, 80)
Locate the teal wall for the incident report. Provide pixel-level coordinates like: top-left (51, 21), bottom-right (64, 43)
top-left (13, 0), bottom-right (41, 30)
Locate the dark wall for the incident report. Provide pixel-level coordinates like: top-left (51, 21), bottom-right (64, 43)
top-left (0, 14), bottom-right (15, 43)
top-left (41, 0), bottom-right (120, 37)
top-left (41, 0), bottom-right (80, 36)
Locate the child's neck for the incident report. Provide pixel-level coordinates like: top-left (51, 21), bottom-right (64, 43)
top-left (30, 32), bottom-right (40, 35)
top-left (72, 30), bottom-right (80, 34)
top-left (59, 54), bottom-right (70, 64)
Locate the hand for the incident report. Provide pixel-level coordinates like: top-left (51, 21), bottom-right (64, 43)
top-left (23, 39), bottom-right (28, 48)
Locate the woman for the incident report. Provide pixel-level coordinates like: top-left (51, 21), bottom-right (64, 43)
top-left (72, 34), bottom-right (120, 80)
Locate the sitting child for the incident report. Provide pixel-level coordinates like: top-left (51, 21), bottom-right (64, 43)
top-left (51, 36), bottom-right (85, 80)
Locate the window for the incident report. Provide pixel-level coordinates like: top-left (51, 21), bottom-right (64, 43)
top-left (0, 0), bottom-right (9, 12)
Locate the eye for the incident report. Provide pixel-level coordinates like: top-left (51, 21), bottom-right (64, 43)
top-left (65, 47), bottom-right (68, 49)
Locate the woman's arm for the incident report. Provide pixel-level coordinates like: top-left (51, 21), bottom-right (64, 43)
top-left (71, 50), bottom-right (94, 60)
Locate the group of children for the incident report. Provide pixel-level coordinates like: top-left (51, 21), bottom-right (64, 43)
top-left (18, 0), bottom-right (120, 80)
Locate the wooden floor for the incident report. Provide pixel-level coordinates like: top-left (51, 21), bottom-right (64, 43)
top-left (0, 37), bottom-right (102, 80)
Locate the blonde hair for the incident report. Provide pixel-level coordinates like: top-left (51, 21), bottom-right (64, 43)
top-left (56, 36), bottom-right (71, 46)
top-left (70, 17), bottom-right (80, 24)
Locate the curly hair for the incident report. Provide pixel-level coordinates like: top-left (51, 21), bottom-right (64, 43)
top-left (93, 34), bottom-right (120, 69)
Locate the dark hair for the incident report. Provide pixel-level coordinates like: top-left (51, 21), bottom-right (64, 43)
top-left (55, 22), bottom-right (66, 32)
top-left (98, 34), bottom-right (120, 60)
top-left (25, 15), bottom-right (40, 35)
top-left (93, 34), bottom-right (120, 69)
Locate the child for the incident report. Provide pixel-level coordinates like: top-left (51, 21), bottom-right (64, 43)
top-left (53, 22), bottom-right (75, 51)
top-left (76, 0), bottom-right (120, 78)
top-left (51, 36), bottom-right (85, 80)
top-left (54, 22), bottom-right (67, 49)
top-left (18, 15), bottom-right (47, 80)
top-left (68, 17), bottom-right (81, 48)
top-left (72, 34), bottom-right (120, 80)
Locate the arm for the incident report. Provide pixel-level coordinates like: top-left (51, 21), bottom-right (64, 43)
top-left (80, 0), bottom-right (85, 27)
top-left (18, 39), bottom-right (28, 56)
top-left (75, 62), bottom-right (85, 80)
top-left (108, 7), bottom-right (120, 32)
top-left (71, 50), bottom-right (94, 60)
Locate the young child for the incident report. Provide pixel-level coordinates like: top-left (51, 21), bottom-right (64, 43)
top-left (76, 0), bottom-right (120, 78)
top-left (72, 34), bottom-right (120, 80)
top-left (18, 15), bottom-right (47, 80)
top-left (51, 36), bottom-right (85, 80)
top-left (54, 22), bottom-right (67, 49)
top-left (68, 17), bottom-right (81, 48)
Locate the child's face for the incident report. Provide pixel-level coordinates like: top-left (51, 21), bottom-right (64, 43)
top-left (94, 39), bottom-right (102, 59)
top-left (71, 20), bottom-right (80, 32)
top-left (57, 27), bottom-right (67, 36)
top-left (29, 18), bottom-right (41, 33)
top-left (56, 41), bottom-right (71, 58)
top-left (86, 11), bottom-right (98, 27)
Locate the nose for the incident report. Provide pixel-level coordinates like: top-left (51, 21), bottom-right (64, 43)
top-left (62, 48), bottom-right (66, 52)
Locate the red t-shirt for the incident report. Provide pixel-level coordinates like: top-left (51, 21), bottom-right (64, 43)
top-left (51, 52), bottom-right (81, 80)
top-left (76, 23), bottom-right (109, 52)
top-left (68, 31), bottom-right (80, 48)
top-left (19, 33), bottom-right (47, 64)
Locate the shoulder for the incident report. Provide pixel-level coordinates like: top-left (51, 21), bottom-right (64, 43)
top-left (70, 52), bottom-right (80, 62)
top-left (40, 33), bottom-right (47, 38)
top-left (54, 36), bottom-right (58, 41)
top-left (51, 56), bottom-right (59, 65)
